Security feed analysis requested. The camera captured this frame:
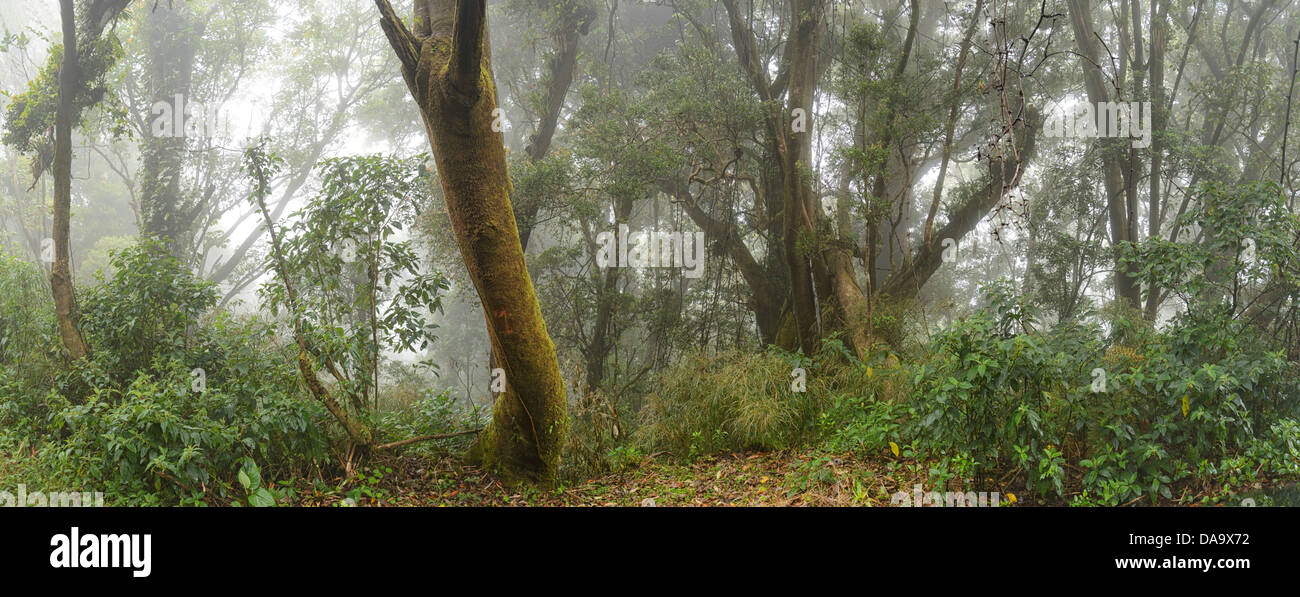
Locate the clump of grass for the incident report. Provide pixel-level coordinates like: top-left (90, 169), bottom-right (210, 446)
top-left (561, 388), bottom-right (630, 480)
top-left (634, 348), bottom-right (827, 458)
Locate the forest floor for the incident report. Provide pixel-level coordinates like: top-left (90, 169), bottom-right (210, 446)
top-left (289, 448), bottom-right (932, 507)
top-left (283, 448), bottom-right (1289, 507)
top-left (280, 447), bottom-right (1251, 507)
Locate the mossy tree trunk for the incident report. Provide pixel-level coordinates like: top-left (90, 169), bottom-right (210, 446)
top-left (721, 0), bottom-right (870, 358)
top-left (139, 2), bottom-right (204, 258)
top-left (375, 0), bottom-right (566, 484)
top-left (51, 0), bottom-right (90, 360)
top-left (13, 0), bottom-right (129, 361)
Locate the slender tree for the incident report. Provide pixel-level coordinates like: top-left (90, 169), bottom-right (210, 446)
top-left (1068, 0), bottom-right (1141, 309)
top-left (50, 0), bottom-right (91, 359)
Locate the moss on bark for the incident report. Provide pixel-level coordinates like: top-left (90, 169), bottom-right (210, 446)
top-left (377, 1), bottom-right (567, 484)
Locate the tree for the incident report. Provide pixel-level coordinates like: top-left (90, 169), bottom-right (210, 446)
top-left (2, 0), bottom-right (131, 359)
top-left (717, 0), bottom-right (871, 356)
top-left (1067, 0), bottom-right (1141, 310)
top-left (207, 0), bottom-right (401, 303)
top-left (50, 0), bottom-right (92, 358)
top-left (134, 1), bottom-right (201, 255)
top-left (510, 0), bottom-right (596, 252)
top-left (374, 0), bottom-right (567, 483)
top-left (245, 143), bottom-right (451, 463)
top-left (53, 0), bottom-right (131, 358)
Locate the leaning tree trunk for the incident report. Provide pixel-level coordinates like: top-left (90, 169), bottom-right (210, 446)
top-left (376, 0), bottom-right (566, 484)
top-left (51, 0), bottom-right (90, 360)
top-left (514, 0), bottom-right (594, 252)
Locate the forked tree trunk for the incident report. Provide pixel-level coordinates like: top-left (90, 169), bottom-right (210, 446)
top-left (718, 0), bottom-right (873, 358)
top-left (375, 0), bottom-right (566, 483)
top-left (780, 0), bottom-right (825, 355)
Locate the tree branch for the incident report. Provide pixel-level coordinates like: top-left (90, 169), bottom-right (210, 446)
top-left (377, 429), bottom-right (483, 451)
top-left (450, 0), bottom-right (486, 101)
top-left (373, 0), bottom-right (420, 74)
top-left (719, 0), bottom-right (772, 102)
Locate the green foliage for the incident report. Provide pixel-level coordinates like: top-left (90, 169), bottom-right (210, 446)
top-left (44, 351), bottom-right (326, 505)
top-left (561, 389), bottom-right (631, 479)
top-left (236, 458), bottom-right (282, 507)
top-left (1124, 181), bottom-right (1297, 315)
top-left (0, 257), bottom-right (60, 433)
top-left (80, 239), bottom-right (218, 384)
top-left (345, 465), bottom-right (394, 505)
top-left (261, 154), bottom-right (449, 413)
top-left (510, 145), bottom-right (575, 219)
top-left (907, 280), bottom-right (1300, 504)
top-left (635, 348), bottom-right (825, 457)
top-left (379, 387), bottom-right (481, 450)
top-left (821, 391), bottom-right (907, 456)
top-left (0, 241), bottom-right (328, 505)
top-left (0, 255), bottom-right (54, 373)
top-left (3, 34), bottom-right (126, 155)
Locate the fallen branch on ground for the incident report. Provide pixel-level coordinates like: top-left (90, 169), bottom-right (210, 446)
top-left (376, 429), bottom-right (483, 451)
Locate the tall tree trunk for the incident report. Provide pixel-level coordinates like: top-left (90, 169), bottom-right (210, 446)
top-left (139, 3), bottom-right (202, 257)
top-left (376, 0), bottom-right (566, 484)
top-left (585, 194), bottom-right (631, 390)
top-left (1145, 0), bottom-right (1168, 319)
top-left (51, 0), bottom-right (90, 360)
top-left (1068, 0), bottom-right (1142, 309)
top-left (721, 0), bottom-right (872, 357)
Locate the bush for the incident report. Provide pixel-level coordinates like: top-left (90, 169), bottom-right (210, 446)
top-left (0, 256), bottom-right (59, 429)
top-left (635, 348), bottom-right (827, 458)
top-left (80, 240), bottom-right (219, 387)
top-left (562, 388), bottom-right (631, 479)
top-left (0, 242), bottom-right (331, 505)
top-left (46, 356), bottom-right (327, 505)
top-left (907, 281), bottom-right (1300, 504)
top-left (379, 387), bottom-right (480, 447)
top-left (821, 391), bottom-right (908, 456)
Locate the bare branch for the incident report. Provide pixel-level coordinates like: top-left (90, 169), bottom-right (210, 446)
top-left (373, 0), bottom-right (420, 74)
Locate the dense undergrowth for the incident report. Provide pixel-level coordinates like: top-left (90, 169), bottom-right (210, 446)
top-left (603, 183), bottom-right (1300, 504)
top-left (3, 210), bottom-right (1298, 506)
top-left (601, 293), bottom-right (1299, 505)
top-left (0, 245), bottom-right (333, 504)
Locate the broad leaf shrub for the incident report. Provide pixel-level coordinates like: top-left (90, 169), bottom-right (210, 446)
top-left (908, 281), bottom-right (1300, 504)
top-left (260, 154), bottom-right (449, 414)
top-left (46, 356), bottom-right (326, 505)
top-left (79, 240), bottom-right (219, 385)
top-left (1, 241), bottom-right (328, 505)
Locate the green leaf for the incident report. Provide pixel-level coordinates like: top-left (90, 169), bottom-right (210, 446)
top-left (238, 458), bottom-right (262, 490)
top-left (249, 488), bottom-right (276, 507)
